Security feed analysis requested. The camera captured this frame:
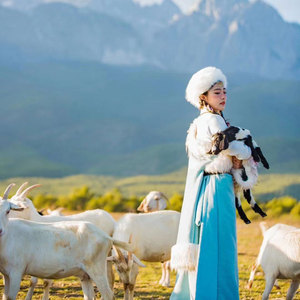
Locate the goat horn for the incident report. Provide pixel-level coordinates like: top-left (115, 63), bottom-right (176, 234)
top-left (20, 184), bottom-right (42, 198)
top-left (3, 183), bottom-right (16, 200)
top-left (15, 182), bottom-right (29, 196)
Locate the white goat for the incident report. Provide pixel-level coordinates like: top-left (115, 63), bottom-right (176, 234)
top-left (248, 222), bottom-right (300, 300)
top-left (0, 184), bottom-right (133, 300)
top-left (8, 182), bottom-right (116, 299)
top-left (137, 191), bottom-right (171, 287)
top-left (109, 210), bottom-right (180, 300)
top-left (9, 183), bottom-right (115, 236)
top-left (26, 208), bottom-right (65, 300)
top-left (137, 191), bottom-right (168, 212)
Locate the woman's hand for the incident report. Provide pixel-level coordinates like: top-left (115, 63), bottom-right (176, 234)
top-left (232, 156), bottom-right (243, 169)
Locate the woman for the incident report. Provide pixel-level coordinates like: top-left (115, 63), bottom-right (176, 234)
top-left (170, 67), bottom-right (251, 300)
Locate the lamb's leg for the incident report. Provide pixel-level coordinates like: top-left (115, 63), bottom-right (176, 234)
top-left (42, 279), bottom-right (53, 300)
top-left (286, 280), bottom-right (299, 300)
top-left (262, 275), bottom-right (276, 300)
top-left (243, 189), bottom-right (267, 217)
top-left (255, 147), bottom-right (269, 169)
top-left (235, 188), bottom-right (251, 224)
top-left (25, 277), bottom-right (38, 300)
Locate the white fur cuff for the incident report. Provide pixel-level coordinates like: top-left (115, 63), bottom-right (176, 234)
top-left (171, 243), bottom-right (199, 271)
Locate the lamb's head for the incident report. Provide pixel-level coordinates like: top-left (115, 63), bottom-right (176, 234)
top-left (208, 132), bottom-right (229, 155)
top-left (137, 191), bottom-right (168, 212)
top-left (8, 182), bottom-right (41, 220)
top-left (0, 183), bottom-right (24, 236)
top-left (108, 246), bottom-right (145, 300)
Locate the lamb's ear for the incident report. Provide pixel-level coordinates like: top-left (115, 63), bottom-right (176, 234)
top-left (218, 134), bottom-right (229, 152)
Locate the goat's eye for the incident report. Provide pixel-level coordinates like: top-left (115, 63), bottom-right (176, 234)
top-left (6, 210), bottom-right (10, 215)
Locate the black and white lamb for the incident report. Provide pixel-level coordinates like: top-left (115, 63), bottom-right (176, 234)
top-left (208, 126), bottom-right (269, 224)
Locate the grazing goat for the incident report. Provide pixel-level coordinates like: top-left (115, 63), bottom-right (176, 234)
top-left (137, 191), bottom-right (171, 287)
top-left (0, 184), bottom-right (133, 300)
top-left (109, 210), bottom-right (180, 300)
top-left (137, 191), bottom-right (168, 212)
top-left (8, 182), bottom-right (116, 299)
top-left (248, 222), bottom-right (300, 300)
top-left (209, 126), bottom-right (269, 224)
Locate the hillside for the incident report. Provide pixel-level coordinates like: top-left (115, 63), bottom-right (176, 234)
top-left (0, 62), bottom-right (299, 178)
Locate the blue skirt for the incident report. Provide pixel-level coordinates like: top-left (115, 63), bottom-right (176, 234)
top-left (170, 174), bottom-right (239, 300)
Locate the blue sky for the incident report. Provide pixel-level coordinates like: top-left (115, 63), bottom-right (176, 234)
top-left (262, 0), bottom-right (300, 23)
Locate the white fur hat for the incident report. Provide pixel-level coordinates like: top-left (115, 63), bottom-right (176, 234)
top-left (185, 66), bottom-right (227, 109)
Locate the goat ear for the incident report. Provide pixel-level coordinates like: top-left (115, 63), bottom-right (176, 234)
top-left (137, 201), bottom-right (145, 212)
top-left (133, 255), bottom-right (146, 268)
top-left (128, 252), bottom-right (134, 269)
top-left (11, 200), bottom-right (28, 209)
top-left (9, 203), bottom-right (24, 211)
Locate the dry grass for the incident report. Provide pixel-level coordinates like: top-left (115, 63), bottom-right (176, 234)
top-left (0, 217), bottom-right (299, 299)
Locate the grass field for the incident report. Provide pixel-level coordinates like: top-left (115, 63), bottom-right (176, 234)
top-left (0, 215), bottom-right (299, 299)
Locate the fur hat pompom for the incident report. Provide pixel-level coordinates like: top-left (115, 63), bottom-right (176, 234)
top-left (185, 66), bottom-right (227, 109)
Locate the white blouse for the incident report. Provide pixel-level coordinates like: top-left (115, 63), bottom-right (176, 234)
top-left (186, 108), bottom-right (251, 173)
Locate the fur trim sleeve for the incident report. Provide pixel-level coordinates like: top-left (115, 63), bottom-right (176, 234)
top-left (186, 120), bottom-right (212, 159)
top-left (171, 243), bottom-right (199, 271)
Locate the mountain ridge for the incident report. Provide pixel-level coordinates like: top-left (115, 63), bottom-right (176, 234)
top-left (0, 0), bottom-right (299, 78)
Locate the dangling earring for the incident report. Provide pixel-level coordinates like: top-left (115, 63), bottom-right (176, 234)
top-left (207, 105), bottom-right (214, 113)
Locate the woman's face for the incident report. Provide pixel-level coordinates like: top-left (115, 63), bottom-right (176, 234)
top-left (201, 81), bottom-right (227, 113)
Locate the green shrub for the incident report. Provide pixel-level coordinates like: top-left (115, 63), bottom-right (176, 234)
top-left (265, 196), bottom-right (298, 217)
top-left (290, 202), bottom-right (300, 217)
top-left (168, 193), bottom-right (183, 212)
top-left (33, 193), bottom-right (58, 209)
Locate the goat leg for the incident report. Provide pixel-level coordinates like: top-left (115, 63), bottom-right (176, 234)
top-left (243, 190), bottom-right (267, 217)
top-left (235, 196), bottom-right (251, 224)
top-left (255, 147), bottom-right (270, 169)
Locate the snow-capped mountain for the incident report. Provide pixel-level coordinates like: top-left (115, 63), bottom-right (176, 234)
top-left (0, 0), bottom-right (299, 78)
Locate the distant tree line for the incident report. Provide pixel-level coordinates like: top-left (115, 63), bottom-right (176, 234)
top-left (32, 186), bottom-right (299, 219)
